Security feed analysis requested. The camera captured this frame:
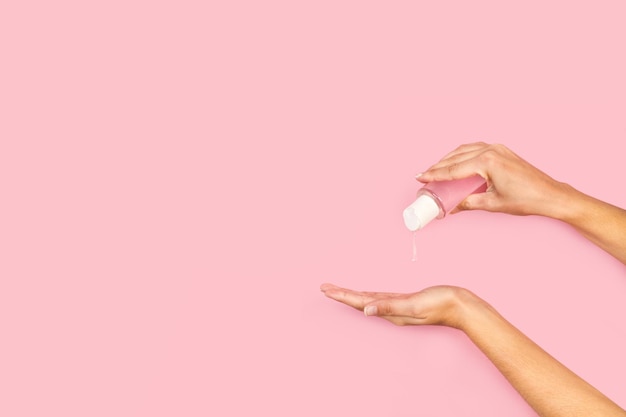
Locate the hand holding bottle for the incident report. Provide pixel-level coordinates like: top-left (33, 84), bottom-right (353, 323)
top-left (418, 142), bottom-right (626, 264)
top-left (418, 142), bottom-right (571, 218)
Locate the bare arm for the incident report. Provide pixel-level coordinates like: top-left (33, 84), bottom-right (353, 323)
top-left (459, 291), bottom-right (625, 417)
top-left (321, 283), bottom-right (626, 417)
top-left (554, 185), bottom-right (626, 264)
top-left (419, 143), bottom-right (626, 264)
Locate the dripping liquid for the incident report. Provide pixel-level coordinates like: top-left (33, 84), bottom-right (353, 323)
top-left (411, 231), bottom-right (417, 262)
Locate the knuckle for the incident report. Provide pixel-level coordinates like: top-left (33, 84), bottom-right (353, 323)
top-left (480, 149), bottom-right (500, 167)
top-left (490, 143), bottom-right (508, 153)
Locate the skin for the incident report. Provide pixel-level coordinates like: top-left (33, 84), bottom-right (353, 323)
top-left (321, 284), bottom-right (626, 417)
top-left (322, 143), bottom-right (626, 416)
top-left (418, 142), bottom-right (626, 264)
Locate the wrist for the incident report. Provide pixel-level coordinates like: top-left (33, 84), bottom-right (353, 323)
top-left (545, 182), bottom-right (590, 225)
top-left (530, 180), bottom-right (578, 221)
top-left (447, 287), bottom-right (491, 331)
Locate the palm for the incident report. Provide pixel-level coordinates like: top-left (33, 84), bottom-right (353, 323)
top-left (320, 284), bottom-right (464, 328)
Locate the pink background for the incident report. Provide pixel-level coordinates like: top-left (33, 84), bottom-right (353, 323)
top-left (2, 1), bottom-right (626, 416)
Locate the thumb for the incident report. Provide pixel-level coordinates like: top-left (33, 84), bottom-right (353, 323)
top-left (457, 192), bottom-right (500, 212)
top-left (364, 298), bottom-right (413, 317)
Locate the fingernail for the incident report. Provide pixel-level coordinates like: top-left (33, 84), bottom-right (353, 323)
top-left (364, 306), bottom-right (377, 316)
top-left (415, 172), bottom-right (423, 179)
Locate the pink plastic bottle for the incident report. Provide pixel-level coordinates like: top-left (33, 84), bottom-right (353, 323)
top-left (403, 175), bottom-right (487, 231)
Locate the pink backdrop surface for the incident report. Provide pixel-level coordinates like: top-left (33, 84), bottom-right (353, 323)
top-left (2, 1), bottom-right (626, 416)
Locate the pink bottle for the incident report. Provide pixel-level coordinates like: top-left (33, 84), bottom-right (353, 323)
top-left (403, 175), bottom-right (487, 231)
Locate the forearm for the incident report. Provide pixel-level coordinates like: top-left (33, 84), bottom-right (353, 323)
top-left (550, 183), bottom-right (626, 265)
top-left (458, 295), bottom-right (626, 417)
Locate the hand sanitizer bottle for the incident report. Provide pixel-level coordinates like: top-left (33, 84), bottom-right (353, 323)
top-left (403, 175), bottom-right (487, 231)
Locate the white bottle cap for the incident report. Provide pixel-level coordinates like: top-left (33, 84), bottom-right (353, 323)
top-left (403, 194), bottom-right (440, 231)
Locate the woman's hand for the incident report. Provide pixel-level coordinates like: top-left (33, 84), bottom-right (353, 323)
top-left (419, 142), bottom-right (626, 264)
top-left (321, 282), bottom-right (626, 416)
top-left (320, 283), bottom-right (478, 329)
top-left (418, 142), bottom-right (572, 219)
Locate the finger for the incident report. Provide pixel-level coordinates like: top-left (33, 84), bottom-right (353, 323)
top-left (418, 150), bottom-right (485, 183)
top-left (323, 285), bottom-right (407, 313)
top-left (320, 283), bottom-right (338, 292)
top-left (454, 192), bottom-right (501, 212)
top-left (321, 283), bottom-right (403, 298)
top-left (363, 297), bottom-right (417, 318)
top-left (417, 144), bottom-right (489, 183)
top-left (427, 148), bottom-right (486, 172)
top-left (323, 287), bottom-right (379, 311)
top-left (359, 289), bottom-right (404, 298)
top-left (448, 181), bottom-right (489, 214)
top-left (437, 142), bottom-right (489, 162)
top-left (419, 158), bottom-right (488, 183)
top-left (415, 142), bottom-right (489, 183)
